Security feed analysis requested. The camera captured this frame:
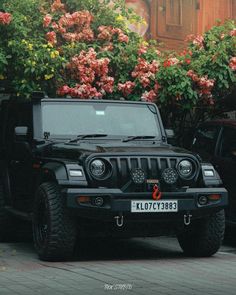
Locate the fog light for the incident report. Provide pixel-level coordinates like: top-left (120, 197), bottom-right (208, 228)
top-left (198, 195), bottom-right (208, 206)
top-left (162, 168), bottom-right (178, 185)
top-left (131, 168), bottom-right (146, 184)
top-left (94, 197), bottom-right (104, 207)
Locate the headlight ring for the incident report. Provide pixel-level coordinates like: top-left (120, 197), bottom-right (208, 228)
top-left (177, 159), bottom-right (193, 179)
top-left (89, 158), bottom-right (112, 180)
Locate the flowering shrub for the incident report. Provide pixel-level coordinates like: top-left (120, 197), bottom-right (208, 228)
top-left (0, 12), bottom-right (12, 25)
top-left (0, 0), bottom-right (235, 116)
top-left (0, 12), bottom-right (12, 79)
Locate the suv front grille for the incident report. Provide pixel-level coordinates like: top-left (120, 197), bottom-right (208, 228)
top-left (86, 155), bottom-right (199, 189)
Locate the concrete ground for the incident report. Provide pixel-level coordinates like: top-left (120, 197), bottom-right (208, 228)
top-left (0, 229), bottom-right (236, 295)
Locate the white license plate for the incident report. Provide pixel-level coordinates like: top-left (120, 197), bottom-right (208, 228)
top-left (131, 200), bottom-right (178, 213)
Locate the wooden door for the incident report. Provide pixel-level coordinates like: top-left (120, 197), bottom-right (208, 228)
top-left (151, 0), bottom-right (198, 41)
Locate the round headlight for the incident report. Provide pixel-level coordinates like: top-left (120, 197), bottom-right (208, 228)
top-left (178, 160), bottom-right (193, 177)
top-left (90, 159), bottom-right (106, 178)
top-left (162, 168), bottom-right (178, 185)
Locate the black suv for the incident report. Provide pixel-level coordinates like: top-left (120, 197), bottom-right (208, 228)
top-left (0, 95), bottom-right (228, 261)
top-left (192, 120), bottom-right (236, 224)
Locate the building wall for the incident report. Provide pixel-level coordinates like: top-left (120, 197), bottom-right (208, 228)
top-left (126, 0), bottom-right (236, 50)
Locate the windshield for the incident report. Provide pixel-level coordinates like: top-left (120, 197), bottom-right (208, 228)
top-left (41, 101), bottom-right (161, 140)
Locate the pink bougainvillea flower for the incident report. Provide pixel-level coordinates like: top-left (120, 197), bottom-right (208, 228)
top-left (0, 12), bottom-right (12, 25)
top-left (163, 57), bottom-right (179, 67)
top-left (230, 29), bottom-right (236, 37)
top-left (46, 31), bottom-right (57, 45)
top-left (57, 85), bottom-right (71, 96)
top-left (192, 35), bottom-right (204, 49)
top-left (229, 57), bottom-right (236, 71)
top-left (97, 25), bottom-right (129, 43)
top-left (141, 90), bottom-right (157, 102)
top-left (185, 59), bottom-right (191, 64)
top-left (118, 81), bottom-right (135, 97)
top-left (186, 34), bottom-right (204, 49)
top-left (58, 48), bottom-right (113, 99)
top-left (51, 0), bottom-right (66, 13)
top-left (138, 45), bottom-right (147, 56)
top-left (100, 43), bottom-right (114, 52)
top-left (118, 33), bottom-right (129, 43)
top-left (43, 14), bottom-right (52, 28)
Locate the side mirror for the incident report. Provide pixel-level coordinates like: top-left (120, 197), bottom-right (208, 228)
top-left (15, 126), bottom-right (29, 141)
top-left (165, 129), bottom-right (176, 145)
top-left (165, 129), bottom-right (175, 139)
top-left (14, 126), bottom-right (31, 159)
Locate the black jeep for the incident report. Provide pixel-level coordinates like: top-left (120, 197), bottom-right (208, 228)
top-left (0, 94), bottom-right (228, 261)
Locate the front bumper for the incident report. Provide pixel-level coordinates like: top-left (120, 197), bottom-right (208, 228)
top-left (64, 187), bottom-right (228, 221)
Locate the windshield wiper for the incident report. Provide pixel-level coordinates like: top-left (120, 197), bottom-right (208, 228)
top-left (122, 135), bottom-right (156, 143)
top-left (67, 134), bottom-right (108, 143)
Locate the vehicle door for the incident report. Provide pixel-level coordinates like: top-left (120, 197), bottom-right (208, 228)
top-left (3, 103), bottom-right (33, 209)
top-left (214, 127), bottom-right (236, 222)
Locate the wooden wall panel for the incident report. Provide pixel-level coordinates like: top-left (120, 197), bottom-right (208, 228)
top-left (232, 0), bottom-right (236, 18)
top-left (149, 0), bottom-right (235, 50)
top-left (198, 0), bottom-right (232, 34)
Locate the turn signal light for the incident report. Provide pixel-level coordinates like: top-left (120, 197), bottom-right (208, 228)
top-left (77, 196), bottom-right (90, 204)
top-left (209, 194), bottom-right (221, 201)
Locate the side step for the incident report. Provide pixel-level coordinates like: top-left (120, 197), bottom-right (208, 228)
top-left (4, 206), bottom-right (32, 221)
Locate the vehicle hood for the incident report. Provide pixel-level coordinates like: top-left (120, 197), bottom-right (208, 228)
top-left (41, 141), bottom-right (196, 163)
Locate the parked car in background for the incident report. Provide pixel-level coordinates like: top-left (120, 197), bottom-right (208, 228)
top-left (192, 120), bottom-right (236, 224)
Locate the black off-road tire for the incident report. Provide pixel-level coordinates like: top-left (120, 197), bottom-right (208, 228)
top-left (32, 182), bottom-right (77, 261)
top-left (177, 210), bottom-right (225, 257)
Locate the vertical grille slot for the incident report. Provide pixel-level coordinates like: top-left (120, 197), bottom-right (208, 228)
top-left (131, 158), bottom-right (138, 169)
top-left (141, 158), bottom-right (148, 177)
top-left (150, 158), bottom-right (158, 178)
top-left (170, 159), bottom-right (177, 168)
top-left (160, 158), bottom-right (168, 170)
top-left (121, 158), bottom-right (128, 179)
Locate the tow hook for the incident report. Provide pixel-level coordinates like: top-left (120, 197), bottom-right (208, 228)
top-left (114, 214), bottom-right (124, 227)
top-left (184, 213), bottom-right (192, 226)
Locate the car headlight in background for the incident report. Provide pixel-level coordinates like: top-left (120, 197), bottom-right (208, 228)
top-left (178, 160), bottom-right (193, 177)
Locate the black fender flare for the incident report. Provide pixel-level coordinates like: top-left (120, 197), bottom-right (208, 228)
top-left (38, 161), bottom-right (68, 185)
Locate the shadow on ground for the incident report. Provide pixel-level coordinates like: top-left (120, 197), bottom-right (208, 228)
top-left (73, 237), bottom-right (184, 262)
top-left (3, 221), bottom-right (236, 262)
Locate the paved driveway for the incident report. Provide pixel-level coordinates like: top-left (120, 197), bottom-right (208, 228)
top-left (0, 232), bottom-right (236, 295)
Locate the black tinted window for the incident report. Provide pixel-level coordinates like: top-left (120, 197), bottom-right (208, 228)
top-left (220, 127), bottom-right (236, 158)
top-left (192, 125), bottom-right (220, 158)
